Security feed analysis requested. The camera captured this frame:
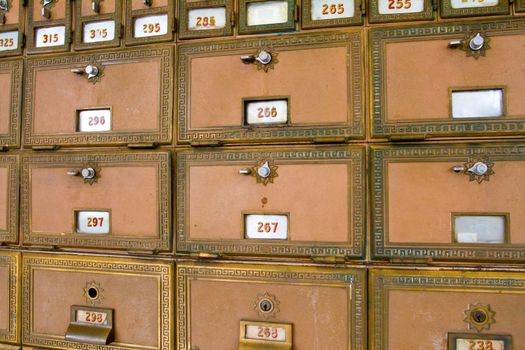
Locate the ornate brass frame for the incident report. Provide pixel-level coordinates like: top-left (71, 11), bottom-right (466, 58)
top-left (370, 20), bottom-right (525, 139)
top-left (24, 47), bottom-right (173, 148)
top-left (0, 0), bottom-right (24, 57)
top-left (177, 31), bottom-right (364, 144)
top-left (125, 0), bottom-right (174, 46)
top-left (440, 0), bottom-right (509, 18)
top-left (370, 269), bottom-right (525, 350)
top-left (21, 151), bottom-right (171, 252)
top-left (368, 0), bottom-right (434, 23)
top-left (176, 262), bottom-right (366, 350)
top-left (178, 0), bottom-right (234, 39)
top-left (0, 155), bottom-right (19, 245)
top-left (74, 0), bottom-right (122, 50)
top-left (238, 0), bottom-right (296, 34)
top-left (371, 143), bottom-right (525, 262)
top-left (0, 59), bottom-right (21, 148)
top-left (176, 145), bottom-right (365, 258)
top-left (0, 252), bottom-right (19, 345)
top-left (22, 253), bottom-right (173, 349)
top-left (27, 0), bottom-right (72, 54)
top-left (301, 0), bottom-right (363, 29)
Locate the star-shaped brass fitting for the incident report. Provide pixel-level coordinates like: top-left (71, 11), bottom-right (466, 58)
top-left (253, 292), bottom-right (280, 320)
top-left (462, 157), bottom-right (495, 184)
top-left (250, 159), bottom-right (278, 186)
top-left (82, 162), bottom-right (101, 185)
top-left (464, 303), bottom-right (495, 332)
top-left (83, 281), bottom-right (104, 305)
top-left (460, 32), bottom-right (490, 59)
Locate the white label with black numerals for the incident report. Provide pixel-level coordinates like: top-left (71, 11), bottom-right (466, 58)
top-left (0, 31), bottom-right (18, 51)
top-left (378, 0), bottom-right (424, 14)
top-left (452, 89), bottom-right (503, 118)
top-left (76, 310), bottom-right (108, 326)
top-left (247, 1), bottom-right (289, 25)
top-left (245, 214), bottom-right (288, 240)
top-left (134, 14), bottom-right (169, 38)
top-left (78, 109), bottom-right (111, 132)
top-left (188, 8), bottom-right (227, 30)
top-left (456, 339), bottom-right (505, 350)
top-left (246, 100), bottom-right (288, 125)
top-left (311, 0), bottom-right (355, 19)
top-left (83, 20), bottom-right (116, 43)
top-left (451, 0), bottom-right (498, 8)
top-left (35, 26), bottom-right (66, 47)
top-left (76, 211), bottom-right (110, 234)
top-left (245, 325), bottom-right (287, 342)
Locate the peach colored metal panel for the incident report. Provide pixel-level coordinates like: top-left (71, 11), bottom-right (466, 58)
top-left (21, 152), bottom-right (171, 252)
top-left (372, 143), bottom-right (525, 262)
top-left (176, 145), bottom-right (365, 258)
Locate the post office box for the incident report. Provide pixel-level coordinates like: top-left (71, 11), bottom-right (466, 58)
top-left (176, 145), bottom-right (365, 259)
top-left (178, 0), bottom-right (234, 39)
top-left (74, 0), bottom-right (122, 50)
top-left (301, 0), bottom-right (363, 29)
top-left (0, 0), bottom-right (24, 57)
top-left (125, 0), bottom-right (174, 46)
top-left (177, 262), bottom-right (366, 349)
top-left (0, 155), bottom-right (18, 246)
top-left (370, 269), bottom-right (525, 349)
top-left (27, 0), bottom-right (72, 54)
top-left (0, 252), bottom-right (19, 346)
top-left (238, 0), bottom-right (296, 34)
top-left (371, 143), bottom-right (525, 263)
top-left (21, 151), bottom-right (171, 253)
top-left (367, 0), bottom-right (434, 23)
top-left (0, 59), bottom-right (21, 149)
top-left (177, 31), bottom-right (364, 145)
top-left (22, 253), bottom-right (173, 349)
top-left (370, 19), bottom-right (525, 140)
top-left (23, 47), bottom-right (173, 148)
top-left (440, 0), bottom-right (509, 18)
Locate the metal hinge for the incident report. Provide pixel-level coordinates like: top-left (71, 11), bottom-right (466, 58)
top-left (312, 136), bottom-right (349, 144)
top-left (389, 257), bottom-right (433, 264)
top-left (230, 10), bottom-right (235, 27)
top-left (27, 245), bottom-right (61, 251)
top-left (0, 146), bottom-right (7, 152)
top-left (294, 4), bottom-right (300, 22)
top-left (127, 248), bottom-right (160, 256)
top-left (311, 256), bottom-right (346, 264)
top-left (189, 252), bottom-right (221, 259)
top-left (190, 140), bottom-right (223, 147)
top-left (127, 142), bottom-right (157, 149)
top-left (388, 134), bottom-right (427, 142)
top-left (172, 17), bottom-right (177, 32)
top-left (360, 0), bottom-right (366, 15)
top-left (31, 145), bottom-right (59, 150)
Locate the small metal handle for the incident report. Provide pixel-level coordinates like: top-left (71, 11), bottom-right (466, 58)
top-left (71, 65), bottom-right (99, 80)
top-left (468, 33), bottom-right (485, 51)
top-left (241, 50), bottom-right (272, 65)
top-left (144, 0), bottom-right (152, 6)
top-left (42, 0), bottom-right (53, 19)
top-left (451, 165), bottom-right (465, 173)
top-left (0, 0), bottom-right (8, 11)
top-left (81, 167), bottom-right (96, 179)
top-left (448, 40), bottom-right (462, 49)
top-left (67, 170), bottom-right (80, 176)
top-left (240, 55), bottom-right (256, 64)
top-left (452, 162), bottom-right (489, 176)
top-left (91, 0), bottom-right (100, 13)
top-left (0, 13), bottom-right (5, 25)
top-left (239, 168), bottom-right (252, 175)
top-left (71, 68), bottom-right (84, 74)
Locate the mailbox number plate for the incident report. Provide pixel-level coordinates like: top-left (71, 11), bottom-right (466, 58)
top-left (247, 1), bottom-right (289, 25)
top-left (311, 0), bottom-right (355, 19)
top-left (78, 109), bottom-right (111, 132)
top-left (450, 0), bottom-right (499, 8)
top-left (245, 214), bottom-right (288, 240)
top-left (35, 26), bottom-right (66, 48)
top-left (134, 14), bottom-right (169, 38)
top-left (456, 339), bottom-right (505, 350)
top-left (0, 31), bottom-right (18, 51)
top-left (378, 0), bottom-right (425, 13)
top-left (76, 309), bottom-right (108, 326)
top-left (452, 89), bottom-right (504, 118)
top-left (245, 99), bottom-right (288, 125)
top-left (76, 211), bottom-right (110, 234)
top-left (188, 8), bottom-right (227, 30)
top-left (83, 20), bottom-right (116, 43)
top-left (246, 324), bottom-right (287, 341)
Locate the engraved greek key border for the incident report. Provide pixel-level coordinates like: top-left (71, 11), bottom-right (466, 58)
top-left (0, 59), bottom-right (21, 147)
top-left (0, 253), bottom-right (19, 343)
top-left (0, 155), bottom-right (19, 244)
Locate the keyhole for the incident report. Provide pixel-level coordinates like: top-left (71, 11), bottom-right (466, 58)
top-left (472, 310), bottom-right (487, 324)
top-left (87, 287), bottom-right (99, 300)
top-left (259, 299), bottom-right (273, 313)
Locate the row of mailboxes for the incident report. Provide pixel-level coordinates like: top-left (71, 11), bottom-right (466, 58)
top-left (1, 0), bottom-right (524, 57)
top-left (2, 19), bottom-right (525, 147)
top-left (0, 143), bottom-right (524, 263)
top-left (1, 251), bottom-right (525, 349)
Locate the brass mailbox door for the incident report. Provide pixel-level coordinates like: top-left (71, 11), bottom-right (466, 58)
top-left (371, 20), bottom-right (525, 139)
top-left (176, 145), bottom-right (365, 259)
top-left (178, 0), bottom-right (234, 39)
top-left (74, 0), bottom-right (122, 50)
top-left (370, 269), bottom-right (525, 349)
top-left (22, 253), bottom-right (173, 350)
top-left (371, 143), bottom-right (525, 262)
top-left (177, 31), bottom-right (364, 145)
top-left (125, 0), bottom-right (174, 46)
top-left (0, 155), bottom-right (19, 245)
top-left (27, 0), bottom-right (72, 54)
top-left (0, 59), bottom-right (21, 148)
top-left (21, 151), bottom-right (171, 252)
top-left (24, 47), bottom-right (173, 148)
top-left (0, 0), bottom-right (24, 57)
top-left (0, 252), bottom-right (19, 346)
top-left (177, 262), bottom-right (366, 350)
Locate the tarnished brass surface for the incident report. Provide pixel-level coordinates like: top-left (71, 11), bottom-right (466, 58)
top-left (0, 252), bottom-right (19, 346)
